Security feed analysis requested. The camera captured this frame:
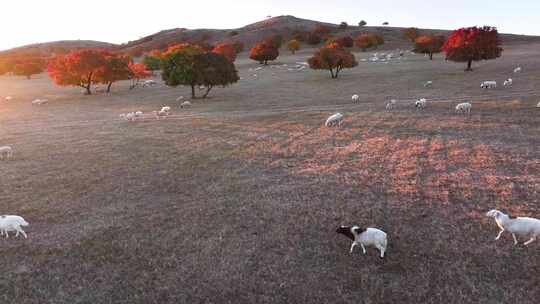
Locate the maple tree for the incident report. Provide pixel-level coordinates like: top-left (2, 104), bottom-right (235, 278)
top-left (249, 42), bottom-right (279, 65)
top-left (212, 43), bottom-right (238, 62)
top-left (404, 28), bottom-right (420, 42)
top-left (94, 52), bottom-right (132, 92)
top-left (127, 62), bottom-right (151, 89)
top-left (47, 49), bottom-right (108, 95)
top-left (442, 26), bottom-right (502, 71)
top-left (355, 33), bottom-right (382, 51)
top-left (12, 57), bottom-right (46, 79)
top-left (334, 36), bottom-right (354, 48)
top-left (287, 39), bottom-right (300, 54)
top-left (413, 35), bottom-right (446, 60)
top-left (308, 43), bottom-right (358, 78)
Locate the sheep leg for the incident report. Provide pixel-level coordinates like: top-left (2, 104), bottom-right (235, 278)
top-left (495, 229), bottom-right (504, 240)
top-left (376, 245), bottom-right (385, 258)
top-left (512, 233), bottom-right (518, 245)
top-left (16, 227), bottom-right (27, 239)
top-left (349, 242), bottom-right (357, 254)
top-left (360, 244), bottom-right (367, 255)
top-left (4, 231), bottom-right (9, 238)
top-left (524, 237), bottom-right (536, 246)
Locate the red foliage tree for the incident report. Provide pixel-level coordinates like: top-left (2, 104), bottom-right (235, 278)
top-left (249, 42), bottom-right (279, 65)
top-left (308, 43), bottom-right (358, 78)
top-left (128, 62), bottom-right (151, 89)
top-left (212, 43), bottom-right (237, 62)
top-left (12, 57), bottom-right (46, 79)
top-left (47, 49), bottom-right (107, 95)
top-left (355, 33), bottom-right (379, 51)
top-left (334, 36), bottom-right (354, 48)
top-left (442, 26), bottom-right (502, 71)
top-left (413, 35), bottom-right (445, 60)
top-left (94, 52), bottom-right (132, 92)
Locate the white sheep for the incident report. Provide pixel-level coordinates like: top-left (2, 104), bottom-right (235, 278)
top-left (176, 96), bottom-right (184, 102)
top-left (486, 209), bottom-right (540, 246)
top-left (134, 111), bottom-right (144, 118)
top-left (514, 67), bottom-right (522, 73)
top-left (415, 98), bottom-right (427, 109)
top-left (336, 226), bottom-right (388, 258)
top-left (5, 96), bottom-right (13, 101)
top-left (0, 215), bottom-right (29, 239)
top-left (325, 113), bottom-right (344, 127)
top-left (481, 81), bottom-right (497, 89)
top-left (503, 78), bottom-right (513, 87)
top-left (142, 80), bottom-right (157, 87)
top-left (386, 99), bottom-right (397, 110)
top-left (161, 106), bottom-right (171, 113)
top-left (0, 146), bottom-right (13, 160)
top-left (154, 110), bottom-right (169, 120)
top-left (351, 94), bottom-right (360, 103)
top-left (537, 102), bottom-right (540, 108)
top-left (180, 101), bottom-right (192, 108)
top-left (455, 102), bottom-right (472, 114)
top-left (120, 112), bottom-right (137, 121)
top-left (31, 99), bottom-right (49, 105)
top-left (423, 81), bottom-right (433, 88)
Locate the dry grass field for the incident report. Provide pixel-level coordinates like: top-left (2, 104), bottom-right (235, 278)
top-left (1, 43), bottom-right (540, 303)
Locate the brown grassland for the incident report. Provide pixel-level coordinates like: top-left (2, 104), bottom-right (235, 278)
top-left (1, 44), bottom-right (539, 303)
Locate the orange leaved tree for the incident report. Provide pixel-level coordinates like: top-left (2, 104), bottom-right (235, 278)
top-left (13, 57), bottom-right (46, 79)
top-left (442, 26), bottom-right (502, 71)
top-left (249, 42), bottom-right (279, 65)
top-left (128, 62), bottom-right (151, 89)
top-left (94, 52), bottom-right (132, 92)
top-left (413, 35), bottom-right (446, 60)
top-left (403, 27), bottom-right (420, 43)
top-left (308, 43), bottom-right (358, 78)
top-left (212, 43), bottom-right (238, 62)
top-left (47, 49), bottom-right (107, 95)
top-left (355, 33), bottom-right (384, 51)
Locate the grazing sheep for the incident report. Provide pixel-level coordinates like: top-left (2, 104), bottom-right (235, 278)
top-left (120, 112), bottom-right (137, 121)
top-left (386, 99), bottom-right (397, 110)
top-left (423, 81), bottom-right (433, 88)
top-left (514, 67), bottom-right (522, 73)
top-left (351, 94), bottom-right (360, 103)
top-left (486, 209), bottom-right (540, 246)
top-left (0, 146), bottom-right (13, 160)
top-left (142, 80), bottom-right (157, 87)
top-left (537, 102), bottom-right (540, 108)
top-left (455, 102), bottom-right (472, 114)
top-left (31, 99), bottom-right (48, 105)
top-left (134, 111), bottom-right (144, 118)
top-left (503, 78), bottom-right (513, 87)
top-left (154, 110), bottom-right (169, 120)
top-left (0, 215), bottom-right (29, 239)
top-left (161, 106), bottom-right (171, 113)
top-left (176, 96), bottom-right (184, 102)
top-left (415, 98), bottom-right (427, 109)
top-left (336, 225), bottom-right (388, 258)
top-left (5, 96), bottom-right (13, 101)
top-left (481, 81), bottom-right (497, 89)
top-left (180, 101), bottom-right (192, 108)
top-left (325, 113), bottom-right (344, 127)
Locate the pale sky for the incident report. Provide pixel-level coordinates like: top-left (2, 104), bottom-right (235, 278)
top-left (1, 0), bottom-right (539, 51)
